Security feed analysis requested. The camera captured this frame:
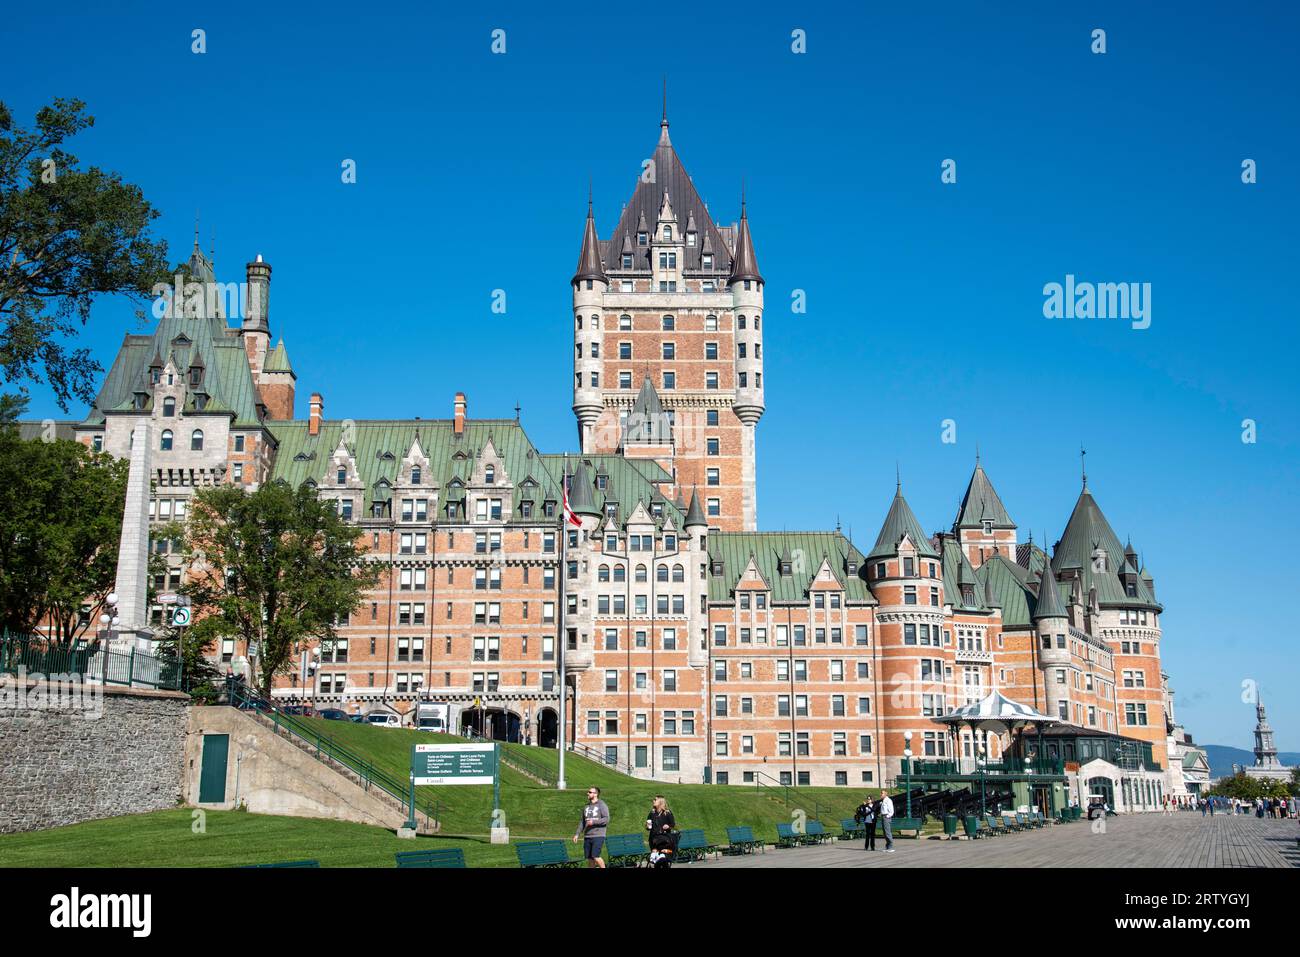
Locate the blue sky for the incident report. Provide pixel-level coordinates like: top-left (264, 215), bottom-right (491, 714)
top-left (4, 1), bottom-right (1296, 750)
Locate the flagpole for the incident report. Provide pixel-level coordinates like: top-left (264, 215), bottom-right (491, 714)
top-left (556, 452), bottom-right (568, 790)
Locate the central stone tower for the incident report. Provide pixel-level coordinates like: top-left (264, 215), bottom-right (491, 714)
top-left (571, 109), bottom-right (764, 531)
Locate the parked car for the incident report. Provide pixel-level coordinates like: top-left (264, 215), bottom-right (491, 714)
top-left (281, 705), bottom-right (316, 717)
top-left (317, 709), bottom-right (349, 721)
top-left (349, 713), bottom-right (366, 723)
top-left (365, 712), bottom-right (401, 728)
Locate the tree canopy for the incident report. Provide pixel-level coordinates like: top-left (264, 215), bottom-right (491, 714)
top-left (0, 98), bottom-right (170, 410)
top-left (179, 482), bottom-right (379, 696)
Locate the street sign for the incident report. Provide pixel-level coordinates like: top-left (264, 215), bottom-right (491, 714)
top-left (158, 593), bottom-right (179, 605)
top-left (411, 743), bottom-right (496, 785)
top-left (171, 607), bottom-right (191, 626)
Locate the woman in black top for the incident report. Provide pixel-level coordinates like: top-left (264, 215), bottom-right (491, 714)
top-left (646, 795), bottom-right (676, 851)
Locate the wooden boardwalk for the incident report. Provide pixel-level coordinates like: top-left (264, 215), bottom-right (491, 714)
top-left (694, 813), bottom-right (1300, 868)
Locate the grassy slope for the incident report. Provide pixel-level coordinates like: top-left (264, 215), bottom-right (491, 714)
top-left (0, 718), bottom-right (887, 867)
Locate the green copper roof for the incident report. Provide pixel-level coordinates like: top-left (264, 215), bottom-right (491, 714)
top-left (565, 460), bottom-right (602, 517)
top-left (977, 554), bottom-right (1033, 627)
top-left (955, 462), bottom-right (1014, 529)
top-left (538, 454), bottom-right (682, 530)
top-left (684, 488), bottom-right (706, 527)
top-left (1033, 564), bottom-right (1068, 620)
top-left (868, 487), bottom-right (939, 559)
top-left (941, 537), bottom-right (988, 611)
top-left (267, 418), bottom-right (561, 515)
top-left (1052, 485), bottom-right (1160, 610)
top-left (707, 531), bottom-right (875, 604)
top-left (263, 339), bottom-right (294, 374)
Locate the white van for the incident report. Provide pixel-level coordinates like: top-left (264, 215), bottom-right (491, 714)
top-left (365, 712), bottom-right (400, 728)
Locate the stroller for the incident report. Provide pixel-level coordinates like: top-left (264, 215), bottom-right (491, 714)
top-left (648, 829), bottom-right (680, 868)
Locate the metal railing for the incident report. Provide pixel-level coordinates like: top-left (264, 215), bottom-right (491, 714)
top-left (0, 633), bottom-right (180, 691)
top-left (752, 770), bottom-right (834, 823)
top-left (224, 679), bottom-right (442, 827)
top-left (568, 740), bottom-right (639, 777)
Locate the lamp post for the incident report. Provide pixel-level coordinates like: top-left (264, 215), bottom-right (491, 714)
top-left (903, 730), bottom-right (914, 818)
top-left (977, 744), bottom-right (987, 816)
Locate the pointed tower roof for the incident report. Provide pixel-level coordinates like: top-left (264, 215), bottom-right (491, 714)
top-left (566, 461), bottom-right (601, 517)
top-left (601, 112), bottom-right (735, 275)
top-left (955, 459), bottom-right (1014, 529)
top-left (867, 484), bottom-right (939, 559)
top-left (1033, 564), bottom-right (1068, 620)
top-left (726, 194), bottom-right (762, 286)
top-left (624, 376), bottom-right (671, 444)
top-left (572, 194), bottom-right (606, 285)
top-left (263, 339), bottom-right (294, 374)
top-left (684, 487), bottom-right (707, 528)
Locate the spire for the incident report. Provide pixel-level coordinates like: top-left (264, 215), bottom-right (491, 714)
top-left (955, 458), bottom-right (1014, 530)
top-left (659, 76), bottom-right (670, 145)
top-left (624, 376), bottom-right (671, 444)
top-left (1033, 563), bottom-right (1067, 620)
top-left (572, 193), bottom-right (606, 285)
top-left (566, 461), bottom-right (602, 517)
top-left (867, 484), bottom-right (939, 560)
top-left (684, 487), bottom-right (707, 528)
top-left (726, 190), bottom-right (762, 286)
top-left (1080, 444), bottom-right (1088, 490)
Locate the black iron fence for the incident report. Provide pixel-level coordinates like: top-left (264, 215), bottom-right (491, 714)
top-left (0, 632), bottom-right (180, 691)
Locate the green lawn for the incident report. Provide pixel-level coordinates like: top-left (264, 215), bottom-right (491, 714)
top-left (0, 717), bottom-right (885, 867)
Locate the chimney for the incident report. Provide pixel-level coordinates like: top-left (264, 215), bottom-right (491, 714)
top-left (244, 255), bottom-right (271, 333)
top-left (309, 393), bottom-right (323, 436)
top-left (453, 392), bottom-right (467, 435)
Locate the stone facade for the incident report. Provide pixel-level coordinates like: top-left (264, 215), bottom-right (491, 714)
top-left (0, 682), bottom-right (188, 833)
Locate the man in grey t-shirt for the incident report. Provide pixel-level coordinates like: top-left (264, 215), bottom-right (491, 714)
top-left (573, 786), bottom-right (610, 868)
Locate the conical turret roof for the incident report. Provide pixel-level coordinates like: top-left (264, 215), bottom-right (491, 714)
top-left (684, 488), bottom-right (707, 528)
top-left (1033, 564), bottom-right (1068, 620)
top-left (573, 198), bottom-right (606, 285)
top-left (726, 198), bottom-right (762, 286)
top-left (566, 461), bottom-right (601, 517)
top-left (868, 485), bottom-right (939, 559)
top-left (955, 459), bottom-right (1014, 529)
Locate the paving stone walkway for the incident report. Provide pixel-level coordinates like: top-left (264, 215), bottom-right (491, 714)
top-left (693, 813), bottom-right (1300, 868)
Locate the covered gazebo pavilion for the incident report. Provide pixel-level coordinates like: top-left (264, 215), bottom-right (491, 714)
top-left (932, 691), bottom-right (1058, 776)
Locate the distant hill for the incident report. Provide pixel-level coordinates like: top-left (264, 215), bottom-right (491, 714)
top-left (1203, 745), bottom-right (1300, 780)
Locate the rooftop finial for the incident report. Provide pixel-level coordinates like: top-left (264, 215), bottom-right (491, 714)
top-left (587, 176), bottom-right (593, 214)
top-left (662, 75), bottom-right (668, 127)
top-left (975, 441), bottom-right (980, 466)
top-left (895, 461), bottom-right (901, 492)
top-left (193, 210), bottom-right (200, 251)
top-left (1080, 444), bottom-right (1088, 489)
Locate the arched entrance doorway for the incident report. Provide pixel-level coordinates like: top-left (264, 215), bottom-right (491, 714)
top-left (461, 708), bottom-right (521, 742)
top-left (1087, 775), bottom-right (1115, 809)
top-left (536, 708), bottom-right (558, 749)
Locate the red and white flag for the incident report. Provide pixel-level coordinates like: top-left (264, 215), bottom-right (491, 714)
top-left (562, 457), bottom-right (582, 527)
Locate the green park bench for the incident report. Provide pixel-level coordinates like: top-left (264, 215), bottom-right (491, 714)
top-left (725, 825), bottom-right (764, 855)
top-left (244, 860), bottom-right (320, 868)
top-left (804, 821), bottom-right (833, 844)
top-left (395, 848), bottom-right (466, 868)
top-left (775, 822), bottom-right (810, 848)
top-left (605, 833), bottom-right (649, 867)
top-left (890, 817), bottom-right (924, 838)
top-left (515, 840), bottom-right (578, 868)
top-left (839, 819), bottom-right (865, 841)
top-left (1015, 812), bottom-right (1034, 830)
top-left (674, 829), bottom-right (719, 863)
top-left (986, 814), bottom-right (1009, 836)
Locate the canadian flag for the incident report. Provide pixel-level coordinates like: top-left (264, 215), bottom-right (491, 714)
top-left (563, 474), bottom-right (582, 528)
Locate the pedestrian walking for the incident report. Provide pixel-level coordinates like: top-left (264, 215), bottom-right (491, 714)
top-left (880, 792), bottom-right (895, 852)
top-left (573, 786), bottom-right (610, 869)
top-left (645, 795), bottom-right (677, 868)
top-left (854, 795), bottom-right (877, 850)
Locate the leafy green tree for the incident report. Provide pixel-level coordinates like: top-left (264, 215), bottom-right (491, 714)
top-left (0, 423), bottom-right (128, 639)
top-left (0, 98), bottom-right (170, 410)
top-left (178, 482), bottom-right (379, 697)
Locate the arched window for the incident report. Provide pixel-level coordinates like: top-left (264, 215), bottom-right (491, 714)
top-left (485, 465), bottom-right (495, 484)
top-left (613, 565), bottom-right (626, 583)
top-left (635, 564), bottom-right (648, 583)
top-left (672, 564), bottom-right (685, 582)
top-left (162, 397), bottom-right (176, 417)
top-left (190, 429), bottom-right (204, 451)
top-left (160, 430), bottom-right (173, 451)
top-left (598, 564), bottom-right (610, 583)
top-left (337, 467), bottom-right (346, 485)
top-left (656, 565), bottom-right (669, 583)
top-left (411, 466), bottom-right (422, 485)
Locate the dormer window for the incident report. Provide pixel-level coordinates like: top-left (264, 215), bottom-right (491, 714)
top-left (621, 254), bottom-right (632, 269)
top-left (711, 560), bottom-right (723, 576)
top-left (163, 397), bottom-right (176, 417)
top-left (190, 368), bottom-right (202, 386)
top-left (780, 560), bottom-right (792, 576)
top-left (411, 466), bottom-right (421, 485)
top-left (337, 467), bottom-right (347, 485)
top-left (702, 254), bottom-right (713, 270)
top-left (596, 475), bottom-right (607, 490)
top-left (485, 465), bottom-right (495, 484)
top-left (663, 225), bottom-right (672, 241)
top-left (686, 231), bottom-right (696, 247)
top-left (983, 519), bottom-right (993, 535)
top-left (848, 561), bottom-right (859, 576)
top-left (637, 232), bottom-right (648, 246)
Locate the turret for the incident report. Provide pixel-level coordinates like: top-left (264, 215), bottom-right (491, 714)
top-left (572, 194), bottom-right (607, 447)
top-left (243, 254), bottom-right (272, 373)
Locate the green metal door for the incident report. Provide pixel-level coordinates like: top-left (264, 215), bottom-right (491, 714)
top-left (198, 734), bottom-right (229, 803)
